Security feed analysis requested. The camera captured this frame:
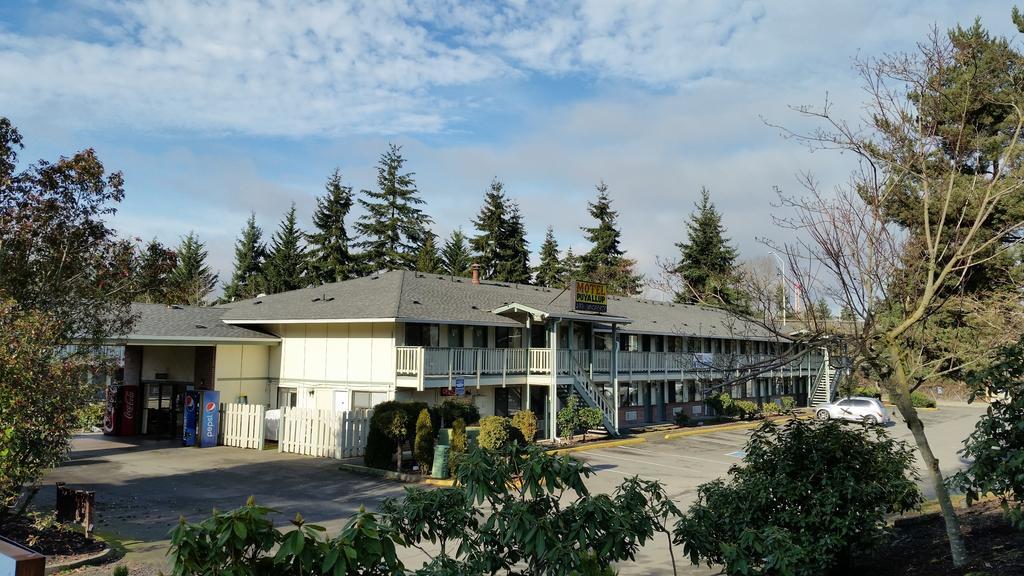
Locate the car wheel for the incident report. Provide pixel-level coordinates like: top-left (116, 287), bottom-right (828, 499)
top-left (862, 415), bottom-right (877, 425)
top-left (816, 409), bottom-right (830, 420)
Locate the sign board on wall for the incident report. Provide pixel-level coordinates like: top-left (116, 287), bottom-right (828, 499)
top-left (570, 280), bottom-right (608, 313)
top-left (455, 378), bottom-right (465, 396)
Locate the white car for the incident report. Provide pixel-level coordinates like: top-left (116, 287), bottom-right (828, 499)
top-left (815, 397), bottom-right (892, 425)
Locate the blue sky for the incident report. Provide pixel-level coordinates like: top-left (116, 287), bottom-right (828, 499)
top-left (1, 0), bottom-right (1019, 296)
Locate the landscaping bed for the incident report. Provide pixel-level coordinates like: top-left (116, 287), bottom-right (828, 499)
top-left (0, 513), bottom-right (108, 566)
top-left (852, 500), bottom-right (1024, 576)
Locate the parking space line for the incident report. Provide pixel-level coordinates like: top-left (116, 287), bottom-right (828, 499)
top-left (585, 451), bottom-right (704, 472)
top-left (613, 446), bottom-right (733, 467)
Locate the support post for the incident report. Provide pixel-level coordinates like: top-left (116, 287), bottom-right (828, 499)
top-left (525, 315), bottom-right (532, 410)
top-left (549, 319), bottom-right (559, 441)
top-left (611, 324), bottom-right (620, 435)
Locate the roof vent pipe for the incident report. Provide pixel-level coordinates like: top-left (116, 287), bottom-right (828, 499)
top-left (471, 263), bottom-right (481, 285)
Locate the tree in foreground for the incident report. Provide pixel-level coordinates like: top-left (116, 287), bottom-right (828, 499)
top-left (221, 214), bottom-right (266, 302)
top-left (135, 239), bottom-right (178, 304)
top-left (355, 144), bottom-right (430, 272)
top-left (669, 188), bottom-right (747, 310)
top-left (168, 232), bottom-right (218, 306)
top-left (0, 117), bottom-right (135, 523)
top-left (674, 419), bottom-right (920, 575)
top-left (952, 335), bottom-right (1024, 528)
top-left (754, 15), bottom-right (1024, 566)
top-left (307, 168), bottom-right (355, 284)
top-left (579, 181), bottom-right (643, 295)
top-left (533, 226), bottom-right (563, 287)
top-left (440, 228), bottom-right (472, 277)
top-left (263, 204), bottom-right (308, 294)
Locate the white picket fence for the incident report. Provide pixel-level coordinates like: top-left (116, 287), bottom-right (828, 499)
top-left (277, 407), bottom-right (373, 460)
top-left (222, 403), bottom-right (266, 449)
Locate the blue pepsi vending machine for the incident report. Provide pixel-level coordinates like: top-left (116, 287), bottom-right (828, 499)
top-left (182, 390), bottom-right (199, 446)
top-left (199, 390), bottom-right (221, 448)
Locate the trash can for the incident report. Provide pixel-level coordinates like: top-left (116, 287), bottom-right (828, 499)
top-left (431, 445), bottom-right (450, 479)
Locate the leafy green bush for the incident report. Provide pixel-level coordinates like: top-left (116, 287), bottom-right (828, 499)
top-left (479, 416), bottom-right (524, 451)
top-left (511, 410), bottom-right (538, 443)
top-left (952, 336), bottom-right (1024, 528)
top-left (707, 392), bottom-right (733, 417)
top-left (579, 407), bottom-right (604, 441)
top-left (731, 400), bottom-right (759, 420)
top-left (448, 418), bottom-right (467, 477)
top-left (557, 395), bottom-right (584, 440)
top-left (674, 419), bottom-right (921, 575)
top-left (384, 411), bottom-right (409, 471)
top-left (414, 408), bottom-right (434, 473)
top-left (910, 391), bottom-right (936, 408)
top-left (780, 396), bottom-right (797, 412)
top-left (74, 402), bottom-right (104, 431)
top-left (850, 385), bottom-right (882, 398)
top-left (432, 399), bottom-right (480, 429)
top-left (762, 402), bottom-right (782, 417)
top-left (674, 410), bottom-right (690, 427)
top-left (363, 401), bottom-right (427, 470)
top-left (167, 496), bottom-right (403, 575)
top-left (363, 425), bottom-right (394, 469)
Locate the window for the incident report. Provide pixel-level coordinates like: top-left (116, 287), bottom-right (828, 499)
top-left (447, 325), bottom-right (464, 348)
top-left (278, 388), bottom-right (297, 408)
top-left (641, 334), bottom-right (651, 352)
top-left (405, 323), bottom-right (439, 347)
top-left (472, 326), bottom-right (487, 348)
top-left (495, 326), bottom-right (523, 348)
top-left (352, 391), bottom-right (388, 409)
top-left (530, 323), bottom-right (547, 347)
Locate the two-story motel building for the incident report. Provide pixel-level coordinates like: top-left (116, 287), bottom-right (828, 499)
top-left (115, 270), bottom-right (826, 440)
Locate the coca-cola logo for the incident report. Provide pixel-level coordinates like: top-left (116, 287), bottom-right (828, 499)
top-left (205, 402), bottom-right (215, 412)
top-left (123, 389), bottom-right (136, 420)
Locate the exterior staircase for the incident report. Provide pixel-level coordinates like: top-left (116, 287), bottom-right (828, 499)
top-left (809, 348), bottom-right (838, 407)
top-left (564, 354), bottom-right (619, 436)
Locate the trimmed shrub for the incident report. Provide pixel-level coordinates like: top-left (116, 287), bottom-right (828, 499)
top-left (432, 399), bottom-right (481, 429)
top-left (780, 396), bottom-right (797, 412)
top-left (364, 425), bottom-right (394, 469)
top-left (511, 410), bottom-right (538, 444)
top-left (384, 411), bottom-right (410, 471)
top-left (557, 395), bottom-right (584, 440)
top-left (479, 416), bottom-right (523, 451)
top-left (674, 410), bottom-right (690, 427)
top-left (707, 392), bottom-right (733, 417)
top-left (732, 400), bottom-right (760, 420)
top-left (762, 402), bottom-right (782, 417)
top-left (364, 401), bottom-right (428, 469)
top-left (414, 408), bottom-right (434, 473)
top-left (910, 391), bottom-right (936, 408)
top-left (448, 418), bottom-right (467, 476)
top-left (579, 407), bottom-right (604, 442)
top-left (674, 419), bottom-right (921, 575)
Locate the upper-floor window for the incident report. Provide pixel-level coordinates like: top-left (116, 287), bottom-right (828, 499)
top-left (472, 326), bottom-right (487, 348)
top-left (495, 326), bottom-right (523, 348)
top-left (405, 323), bottom-right (439, 347)
top-left (447, 325), bottom-right (465, 348)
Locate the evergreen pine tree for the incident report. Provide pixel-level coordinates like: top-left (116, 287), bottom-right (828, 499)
top-left (415, 231), bottom-right (443, 274)
top-left (470, 179), bottom-right (507, 279)
top-left (222, 213), bottom-right (266, 302)
top-left (308, 168), bottom-right (355, 284)
top-left (579, 181), bottom-right (644, 295)
top-left (354, 144), bottom-right (430, 271)
top-left (441, 229), bottom-right (472, 277)
top-left (533, 226), bottom-right (563, 287)
top-left (168, 232), bottom-right (217, 305)
top-left (560, 247), bottom-right (580, 288)
top-left (673, 187), bottom-right (744, 308)
top-left (499, 201), bottom-right (531, 284)
top-left (135, 239), bottom-right (177, 304)
top-left (264, 204), bottom-right (308, 294)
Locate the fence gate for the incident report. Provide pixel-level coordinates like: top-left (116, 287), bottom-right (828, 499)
top-left (222, 403), bottom-right (266, 449)
top-left (278, 408), bottom-right (373, 459)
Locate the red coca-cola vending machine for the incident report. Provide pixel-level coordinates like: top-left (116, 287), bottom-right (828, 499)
top-left (102, 384), bottom-right (139, 436)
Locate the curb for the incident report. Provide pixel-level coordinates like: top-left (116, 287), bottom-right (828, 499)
top-left (337, 463), bottom-right (424, 483)
top-left (663, 415), bottom-right (806, 440)
top-left (45, 545), bottom-right (116, 574)
top-left (422, 478), bottom-right (455, 487)
top-left (547, 436), bottom-right (646, 455)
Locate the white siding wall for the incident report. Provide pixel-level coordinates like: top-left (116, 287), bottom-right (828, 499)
top-left (215, 344), bottom-right (272, 406)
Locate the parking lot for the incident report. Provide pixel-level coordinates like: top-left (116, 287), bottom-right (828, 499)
top-left (44, 402), bottom-right (985, 575)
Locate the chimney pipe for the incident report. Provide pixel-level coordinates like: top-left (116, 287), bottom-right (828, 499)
top-left (470, 263), bottom-right (481, 285)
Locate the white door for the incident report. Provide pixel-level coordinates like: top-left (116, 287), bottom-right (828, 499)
top-left (333, 391), bottom-right (349, 413)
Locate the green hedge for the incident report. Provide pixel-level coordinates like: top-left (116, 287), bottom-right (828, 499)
top-left (911, 391), bottom-right (937, 408)
top-left (363, 401), bottom-right (429, 469)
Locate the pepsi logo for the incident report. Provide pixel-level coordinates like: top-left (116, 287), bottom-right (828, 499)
top-left (185, 396), bottom-right (194, 407)
top-left (205, 402), bottom-right (215, 412)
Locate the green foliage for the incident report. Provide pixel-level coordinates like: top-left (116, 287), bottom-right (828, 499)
top-left (363, 425), bottom-right (394, 470)
top-left (470, 179), bottom-right (530, 283)
top-left (413, 409), bottom-right (434, 472)
top-left (579, 182), bottom-right (643, 295)
top-left (307, 169), bottom-right (355, 284)
top-left (557, 395), bottom-right (584, 440)
top-left (112, 566), bottom-right (128, 576)
top-left (222, 213), bottom-right (267, 303)
top-left (168, 232), bottom-right (218, 306)
top-left (355, 144), bottom-right (431, 272)
top-left (440, 229), bottom-right (472, 277)
top-left (364, 401), bottom-right (428, 470)
top-left (75, 402), bottom-right (105, 431)
top-left (731, 400), bottom-right (759, 420)
top-left (579, 407), bottom-right (604, 441)
top-left (263, 204), bottom-right (308, 294)
top-left (477, 416), bottom-right (521, 451)
top-left (414, 232), bottom-right (443, 274)
top-left (674, 419), bottom-right (921, 575)
top-left (707, 393), bottom-right (733, 417)
top-left (511, 409), bottom-right (538, 444)
top-left (672, 188), bottom-right (747, 311)
top-left (432, 399), bottom-right (480, 429)
top-left (674, 410), bottom-right (690, 427)
top-left (135, 239), bottom-right (178, 304)
top-left (910, 391), bottom-right (936, 408)
top-left (762, 401), bottom-right (782, 417)
top-left (952, 336), bottom-right (1024, 528)
top-left (448, 418), bottom-right (467, 477)
top-left (167, 496), bottom-right (404, 575)
top-left (780, 396), bottom-right (796, 412)
top-left (533, 226), bottom-right (563, 288)
top-left (384, 411), bottom-right (409, 471)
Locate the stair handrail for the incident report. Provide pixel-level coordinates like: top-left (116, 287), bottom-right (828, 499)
top-left (568, 353), bottom-right (617, 427)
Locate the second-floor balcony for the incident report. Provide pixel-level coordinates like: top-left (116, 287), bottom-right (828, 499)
top-left (395, 346), bottom-right (817, 385)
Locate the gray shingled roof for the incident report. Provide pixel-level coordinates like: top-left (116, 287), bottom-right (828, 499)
top-left (126, 303), bottom-right (278, 343)
top-left (219, 270), bottom-right (775, 340)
